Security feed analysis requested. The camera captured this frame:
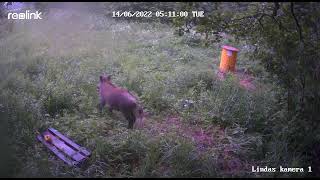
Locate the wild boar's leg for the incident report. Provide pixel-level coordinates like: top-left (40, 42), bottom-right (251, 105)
top-left (109, 106), bottom-right (113, 113)
top-left (124, 111), bottom-right (136, 129)
top-left (99, 99), bottom-right (106, 113)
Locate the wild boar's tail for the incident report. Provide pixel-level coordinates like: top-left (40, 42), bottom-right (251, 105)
top-left (125, 90), bottom-right (145, 129)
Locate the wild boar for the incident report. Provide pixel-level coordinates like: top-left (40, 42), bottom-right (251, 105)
top-left (97, 74), bottom-right (144, 129)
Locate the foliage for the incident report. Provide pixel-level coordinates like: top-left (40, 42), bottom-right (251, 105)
top-left (173, 2), bottom-right (320, 176)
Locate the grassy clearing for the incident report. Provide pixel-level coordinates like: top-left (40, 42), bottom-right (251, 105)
top-left (0, 6), bottom-right (292, 178)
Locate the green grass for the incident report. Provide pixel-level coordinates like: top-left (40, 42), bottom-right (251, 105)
top-left (0, 5), bottom-right (301, 178)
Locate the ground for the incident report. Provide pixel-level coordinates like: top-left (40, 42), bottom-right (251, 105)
top-left (0, 3), bottom-right (281, 178)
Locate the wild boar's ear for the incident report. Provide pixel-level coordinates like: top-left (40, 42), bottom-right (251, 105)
top-left (100, 75), bottom-right (103, 82)
top-left (107, 75), bottom-right (112, 81)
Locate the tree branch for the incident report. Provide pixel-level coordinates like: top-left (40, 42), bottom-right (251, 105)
top-left (273, 2), bottom-right (280, 17)
top-left (257, 14), bottom-right (265, 28)
top-left (291, 2), bottom-right (304, 43)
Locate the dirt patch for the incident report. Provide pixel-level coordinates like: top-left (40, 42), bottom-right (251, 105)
top-left (144, 115), bottom-right (220, 152)
top-left (217, 69), bottom-right (256, 91)
top-left (142, 114), bottom-right (252, 175)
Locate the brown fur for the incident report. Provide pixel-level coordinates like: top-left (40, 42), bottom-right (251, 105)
top-left (97, 74), bottom-right (144, 129)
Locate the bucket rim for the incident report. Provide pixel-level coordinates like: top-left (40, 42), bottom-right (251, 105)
top-left (222, 45), bottom-right (239, 52)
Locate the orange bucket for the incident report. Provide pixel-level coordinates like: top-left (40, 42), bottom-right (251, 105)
top-left (219, 45), bottom-right (239, 72)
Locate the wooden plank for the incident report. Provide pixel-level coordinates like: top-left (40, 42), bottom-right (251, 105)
top-left (48, 128), bottom-right (91, 157)
top-left (43, 131), bottom-right (87, 162)
top-left (48, 127), bottom-right (91, 157)
top-left (37, 134), bottom-right (78, 166)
